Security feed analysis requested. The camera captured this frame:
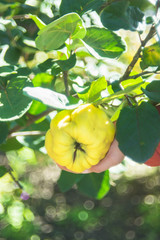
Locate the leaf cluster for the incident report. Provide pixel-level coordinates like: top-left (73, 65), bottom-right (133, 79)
top-left (0, 0), bottom-right (160, 201)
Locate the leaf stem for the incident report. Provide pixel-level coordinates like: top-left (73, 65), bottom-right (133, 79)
top-left (63, 71), bottom-right (69, 96)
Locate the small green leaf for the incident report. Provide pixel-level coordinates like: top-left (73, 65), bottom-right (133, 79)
top-left (4, 46), bottom-right (21, 65)
top-left (116, 102), bottom-right (160, 162)
top-left (142, 80), bottom-right (160, 103)
top-left (100, 0), bottom-right (144, 31)
top-left (96, 82), bottom-right (143, 105)
top-left (121, 76), bottom-right (148, 95)
top-left (29, 14), bottom-right (46, 29)
top-left (28, 100), bottom-right (47, 115)
top-left (77, 171), bottom-right (110, 200)
top-left (0, 122), bottom-right (8, 144)
top-left (23, 86), bottom-right (83, 110)
top-left (141, 42), bottom-right (160, 69)
top-left (0, 166), bottom-right (8, 178)
top-left (58, 171), bottom-right (84, 192)
top-left (0, 76), bottom-right (33, 121)
top-left (78, 76), bottom-right (107, 102)
top-left (83, 27), bottom-right (125, 58)
top-left (35, 13), bottom-right (86, 51)
top-left (57, 53), bottom-right (76, 71)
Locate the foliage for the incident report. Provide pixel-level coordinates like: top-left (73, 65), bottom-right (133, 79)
top-left (0, 0), bottom-right (160, 238)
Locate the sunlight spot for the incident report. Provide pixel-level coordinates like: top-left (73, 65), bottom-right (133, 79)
top-left (78, 211), bottom-right (88, 221)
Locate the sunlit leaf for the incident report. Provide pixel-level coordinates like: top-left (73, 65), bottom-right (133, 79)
top-left (32, 73), bottom-right (54, 87)
top-left (78, 76), bottom-right (107, 102)
top-left (141, 42), bottom-right (160, 69)
top-left (116, 102), bottom-right (160, 162)
top-left (121, 76), bottom-right (148, 95)
top-left (29, 14), bottom-right (46, 29)
top-left (83, 27), bottom-right (125, 58)
top-left (0, 77), bottom-right (33, 121)
top-left (23, 87), bottom-right (83, 110)
top-left (35, 13), bottom-right (86, 51)
top-left (95, 82), bottom-right (143, 105)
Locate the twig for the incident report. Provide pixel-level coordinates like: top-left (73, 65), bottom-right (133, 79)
top-left (8, 167), bottom-right (23, 190)
top-left (63, 71), bottom-right (69, 96)
top-left (120, 25), bottom-right (156, 82)
top-left (126, 70), bottom-right (160, 79)
top-left (7, 14), bottom-right (30, 20)
top-left (8, 108), bottom-right (54, 136)
top-left (8, 130), bottom-right (46, 139)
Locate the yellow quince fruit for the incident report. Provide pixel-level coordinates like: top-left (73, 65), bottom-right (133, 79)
top-left (45, 104), bottom-right (115, 173)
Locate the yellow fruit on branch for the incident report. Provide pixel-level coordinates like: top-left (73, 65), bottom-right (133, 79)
top-left (45, 104), bottom-right (115, 173)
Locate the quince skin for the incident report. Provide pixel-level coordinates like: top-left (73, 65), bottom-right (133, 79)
top-left (45, 104), bottom-right (115, 173)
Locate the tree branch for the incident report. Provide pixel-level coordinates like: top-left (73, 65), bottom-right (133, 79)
top-left (120, 25), bottom-right (156, 82)
top-left (8, 130), bottom-right (47, 139)
top-left (9, 108), bottom-right (54, 136)
top-left (63, 71), bottom-right (69, 96)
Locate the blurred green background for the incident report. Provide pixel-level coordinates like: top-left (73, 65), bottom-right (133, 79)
top-left (0, 151), bottom-right (160, 240)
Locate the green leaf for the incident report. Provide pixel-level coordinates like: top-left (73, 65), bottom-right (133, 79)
top-left (142, 80), bottom-right (160, 103)
top-left (32, 73), bottom-right (54, 87)
top-left (35, 13), bottom-right (86, 51)
top-left (23, 86), bottom-right (83, 110)
top-left (83, 27), bottom-right (125, 59)
top-left (78, 76), bottom-right (107, 102)
top-left (0, 77), bottom-right (33, 121)
top-left (141, 42), bottom-right (160, 70)
top-left (38, 59), bottom-right (62, 76)
top-left (57, 53), bottom-right (76, 71)
top-left (116, 102), bottom-right (160, 163)
top-left (77, 171), bottom-right (110, 200)
top-left (0, 166), bottom-right (8, 178)
top-left (57, 171), bottom-right (84, 192)
top-left (29, 14), bottom-right (46, 30)
top-left (100, 0), bottom-right (144, 31)
top-left (4, 46), bottom-right (21, 65)
top-left (28, 100), bottom-right (47, 115)
top-left (60, 0), bottom-right (105, 15)
top-left (0, 66), bottom-right (17, 77)
top-left (95, 82), bottom-right (143, 105)
top-left (0, 138), bottom-right (23, 152)
top-left (0, 122), bottom-right (8, 144)
top-left (121, 75), bottom-right (148, 95)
